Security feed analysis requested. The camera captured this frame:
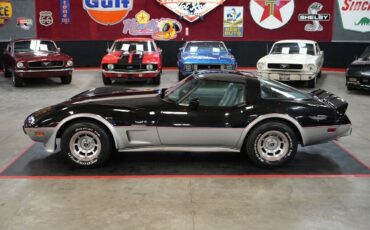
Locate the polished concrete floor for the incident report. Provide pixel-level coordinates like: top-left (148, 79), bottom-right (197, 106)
top-left (0, 70), bottom-right (369, 230)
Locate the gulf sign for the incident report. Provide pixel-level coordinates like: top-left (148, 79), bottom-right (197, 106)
top-left (0, 1), bottom-right (12, 27)
top-left (83, 0), bottom-right (133, 25)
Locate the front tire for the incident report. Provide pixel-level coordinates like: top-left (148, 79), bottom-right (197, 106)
top-left (12, 71), bottom-right (23, 87)
top-left (61, 122), bottom-right (113, 168)
top-left (61, 75), bottom-right (72, 84)
top-left (102, 74), bottom-right (112, 85)
top-left (152, 73), bottom-right (161, 85)
top-left (245, 122), bottom-right (298, 168)
top-left (3, 64), bottom-right (11, 78)
top-left (178, 71), bottom-right (185, 81)
top-left (307, 77), bottom-right (316, 88)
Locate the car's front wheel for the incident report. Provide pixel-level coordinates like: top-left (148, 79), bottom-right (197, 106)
top-left (178, 71), bottom-right (184, 81)
top-left (61, 75), bottom-right (72, 84)
top-left (2, 64), bottom-right (11, 78)
top-left (12, 71), bottom-right (23, 87)
top-left (61, 122), bottom-right (113, 168)
top-left (102, 74), bottom-right (112, 85)
top-left (245, 121), bottom-right (297, 168)
top-left (307, 77), bottom-right (316, 88)
top-left (152, 73), bottom-right (161, 85)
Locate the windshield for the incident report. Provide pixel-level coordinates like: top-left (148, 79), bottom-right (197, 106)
top-left (359, 47), bottom-right (370, 60)
top-left (260, 79), bottom-right (311, 100)
top-left (184, 42), bottom-right (227, 53)
top-left (111, 41), bottom-right (155, 52)
top-left (14, 40), bottom-right (58, 53)
top-left (165, 76), bottom-right (198, 102)
top-left (270, 42), bottom-right (315, 55)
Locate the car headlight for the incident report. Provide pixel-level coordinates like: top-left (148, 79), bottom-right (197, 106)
top-left (146, 64), bottom-right (154, 71)
top-left (307, 64), bottom-right (317, 73)
top-left (107, 64), bottom-right (114, 70)
top-left (66, 60), bottom-right (73, 67)
top-left (257, 62), bottom-right (265, 70)
top-left (184, 64), bottom-right (193, 72)
top-left (16, 62), bottom-right (25, 69)
top-left (27, 115), bottom-right (36, 126)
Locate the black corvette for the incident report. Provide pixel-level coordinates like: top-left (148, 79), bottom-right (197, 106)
top-left (346, 46), bottom-right (370, 90)
top-left (23, 70), bottom-right (351, 168)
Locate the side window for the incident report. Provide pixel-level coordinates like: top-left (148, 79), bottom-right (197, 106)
top-left (181, 80), bottom-right (246, 107)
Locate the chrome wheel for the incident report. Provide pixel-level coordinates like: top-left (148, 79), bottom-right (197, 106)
top-left (69, 131), bottom-right (102, 162)
top-left (256, 130), bottom-right (289, 162)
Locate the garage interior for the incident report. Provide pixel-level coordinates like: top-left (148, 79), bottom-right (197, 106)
top-left (1, 0), bottom-right (370, 229)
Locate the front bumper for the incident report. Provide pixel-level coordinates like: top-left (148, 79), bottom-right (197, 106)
top-left (23, 127), bottom-right (57, 152)
top-left (258, 70), bottom-right (316, 81)
top-left (346, 75), bottom-right (370, 90)
top-left (301, 124), bottom-right (352, 146)
top-left (103, 70), bottom-right (160, 79)
top-left (15, 68), bottom-right (73, 78)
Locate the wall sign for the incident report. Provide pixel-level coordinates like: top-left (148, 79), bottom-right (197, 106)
top-left (299, 2), bottom-right (330, 32)
top-left (83, 0), bottom-right (133, 25)
top-left (250, 0), bottom-right (295, 30)
top-left (157, 0), bottom-right (226, 23)
top-left (60, 0), bottom-right (71, 24)
top-left (0, 0), bottom-right (12, 27)
top-left (338, 0), bottom-right (370, 33)
top-left (223, 6), bottom-right (243, 37)
top-left (39, 11), bottom-right (54, 27)
top-left (123, 10), bottom-right (182, 40)
top-left (16, 17), bottom-right (33, 30)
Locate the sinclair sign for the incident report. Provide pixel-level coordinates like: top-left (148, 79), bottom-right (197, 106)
top-left (338, 0), bottom-right (370, 33)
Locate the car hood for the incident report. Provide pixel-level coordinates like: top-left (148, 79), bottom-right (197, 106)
top-left (14, 51), bottom-right (71, 61)
top-left (349, 59), bottom-right (370, 67)
top-left (102, 51), bottom-right (160, 64)
top-left (258, 54), bottom-right (316, 64)
top-left (68, 87), bottom-right (161, 109)
top-left (181, 51), bottom-right (235, 64)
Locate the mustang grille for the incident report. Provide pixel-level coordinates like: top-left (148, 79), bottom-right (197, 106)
top-left (196, 65), bottom-right (221, 70)
top-left (28, 61), bottom-right (64, 69)
top-left (267, 63), bottom-right (303, 70)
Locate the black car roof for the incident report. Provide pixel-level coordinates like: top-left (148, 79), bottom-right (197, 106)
top-left (194, 70), bottom-right (258, 83)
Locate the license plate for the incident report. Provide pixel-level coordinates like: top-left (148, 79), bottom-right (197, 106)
top-left (349, 78), bottom-right (357, 82)
top-left (280, 74), bottom-right (290, 81)
top-left (363, 79), bottom-right (369, 83)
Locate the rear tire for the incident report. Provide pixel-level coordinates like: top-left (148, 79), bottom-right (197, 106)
top-left (3, 64), bottom-right (11, 78)
top-left (12, 71), bottom-right (23, 87)
top-left (307, 77), bottom-right (316, 88)
top-left (61, 75), bottom-right (72, 84)
top-left (61, 122), bottom-right (112, 168)
top-left (102, 74), bottom-right (112, 85)
top-left (245, 121), bottom-right (297, 168)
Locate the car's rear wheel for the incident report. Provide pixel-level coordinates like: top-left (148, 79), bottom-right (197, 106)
top-left (102, 74), bottom-right (112, 85)
top-left (152, 73), bottom-right (161, 85)
top-left (2, 64), bottom-right (11, 78)
top-left (61, 75), bottom-right (72, 84)
top-left (61, 122), bottom-right (112, 168)
top-left (245, 121), bottom-right (297, 168)
top-left (12, 71), bottom-right (23, 87)
top-left (307, 77), bottom-right (316, 88)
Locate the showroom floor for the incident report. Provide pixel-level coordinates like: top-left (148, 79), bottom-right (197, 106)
top-left (0, 70), bottom-right (369, 230)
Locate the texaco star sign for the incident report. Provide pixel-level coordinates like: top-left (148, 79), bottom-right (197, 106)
top-left (250, 0), bottom-right (295, 30)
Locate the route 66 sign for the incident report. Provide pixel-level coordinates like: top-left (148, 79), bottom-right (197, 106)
top-left (39, 11), bottom-right (54, 27)
top-left (157, 0), bottom-right (226, 23)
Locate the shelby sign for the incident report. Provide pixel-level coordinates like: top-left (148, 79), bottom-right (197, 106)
top-left (338, 0), bottom-right (370, 33)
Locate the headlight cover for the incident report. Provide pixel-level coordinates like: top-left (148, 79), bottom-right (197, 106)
top-left (16, 62), bottom-right (25, 69)
top-left (307, 64), bottom-right (317, 73)
top-left (146, 64), bottom-right (154, 71)
top-left (66, 60), bottom-right (73, 67)
top-left (107, 64), bottom-right (114, 70)
top-left (184, 64), bottom-right (193, 72)
top-left (27, 115), bottom-right (36, 126)
top-left (257, 62), bottom-right (265, 70)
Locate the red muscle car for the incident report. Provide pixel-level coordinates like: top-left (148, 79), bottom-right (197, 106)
top-left (101, 38), bottom-right (162, 85)
top-left (2, 38), bottom-right (73, 87)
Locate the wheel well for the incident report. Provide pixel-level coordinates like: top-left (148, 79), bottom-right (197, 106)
top-left (56, 118), bottom-right (116, 148)
top-left (244, 118), bottom-right (303, 146)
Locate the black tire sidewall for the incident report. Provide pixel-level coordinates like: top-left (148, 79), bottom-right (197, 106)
top-left (61, 122), bottom-right (112, 168)
top-left (246, 122), bottom-right (297, 168)
top-left (102, 74), bottom-right (112, 85)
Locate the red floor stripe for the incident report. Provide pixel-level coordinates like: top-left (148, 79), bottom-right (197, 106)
top-left (0, 142), bottom-right (35, 175)
top-left (333, 141), bottom-right (370, 171)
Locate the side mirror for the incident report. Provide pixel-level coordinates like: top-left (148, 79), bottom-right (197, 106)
top-left (179, 47), bottom-right (183, 51)
top-left (228, 48), bottom-right (232, 53)
top-left (158, 48), bottom-right (162, 53)
top-left (319, 50), bottom-right (324, 56)
top-left (57, 47), bottom-right (61, 53)
top-left (189, 97), bottom-right (199, 111)
top-left (106, 48), bottom-right (110, 53)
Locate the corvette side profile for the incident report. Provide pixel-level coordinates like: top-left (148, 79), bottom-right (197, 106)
top-left (23, 70), bottom-right (351, 168)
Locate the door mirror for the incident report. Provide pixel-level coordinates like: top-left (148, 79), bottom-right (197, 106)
top-left (189, 97), bottom-right (199, 111)
top-left (319, 50), bottom-right (324, 56)
top-left (228, 48), bottom-right (232, 53)
top-left (57, 47), bottom-right (61, 53)
top-left (106, 48), bottom-right (110, 53)
top-left (158, 47), bottom-right (162, 53)
top-left (179, 47), bottom-right (183, 52)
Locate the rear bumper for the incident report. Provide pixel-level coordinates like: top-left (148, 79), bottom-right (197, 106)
top-left (301, 124), bottom-right (352, 146)
top-left (103, 70), bottom-right (160, 79)
top-left (15, 68), bottom-right (73, 78)
top-left (258, 71), bottom-right (316, 81)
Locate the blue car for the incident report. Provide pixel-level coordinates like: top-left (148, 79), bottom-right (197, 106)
top-left (177, 41), bottom-right (237, 80)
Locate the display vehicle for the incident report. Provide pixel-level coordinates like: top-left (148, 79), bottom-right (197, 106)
top-left (2, 38), bottom-right (73, 87)
top-left (101, 38), bottom-right (162, 85)
top-left (257, 39), bottom-right (324, 88)
top-left (23, 70), bottom-right (351, 168)
top-left (177, 41), bottom-right (237, 81)
top-left (346, 46), bottom-right (370, 90)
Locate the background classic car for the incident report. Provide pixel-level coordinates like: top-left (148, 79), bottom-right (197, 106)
top-left (23, 70), bottom-right (351, 169)
top-left (101, 38), bottom-right (163, 85)
top-left (346, 46), bottom-right (370, 90)
top-left (177, 41), bottom-right (237, 81)
top-left (256, 40), bottom-right (324, 88)
top-left (2, 38), bottom-right (73, 87)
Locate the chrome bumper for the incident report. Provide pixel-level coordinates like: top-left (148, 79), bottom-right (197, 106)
top-left (102, 70), bottom-right (160, 74)
top-left (16, 68), bottom-right (73, 73)
top-left (301, 124), bottom-right (352, 146)
top-left (258, 70), bottom-right (316, 81)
